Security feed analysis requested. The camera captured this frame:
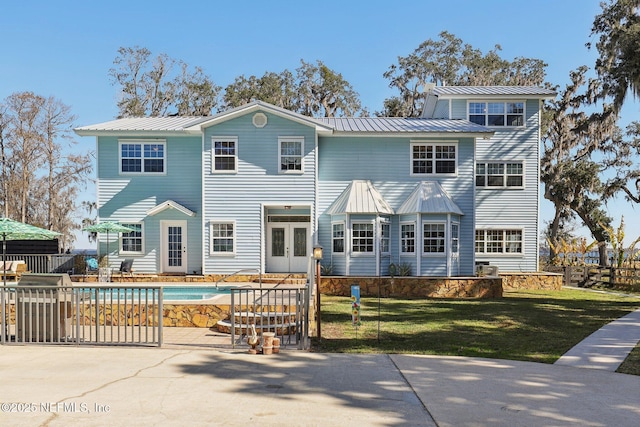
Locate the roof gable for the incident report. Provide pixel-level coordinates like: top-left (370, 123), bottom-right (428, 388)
top-left (185, 101), bottom-right (334, 134)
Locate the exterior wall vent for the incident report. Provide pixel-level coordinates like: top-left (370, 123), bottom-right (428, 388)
top-left (252, 112), bottom-right (268, 128)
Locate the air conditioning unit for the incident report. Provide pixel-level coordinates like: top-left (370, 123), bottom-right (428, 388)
top-left (476, 265), bottom-right (499, 277)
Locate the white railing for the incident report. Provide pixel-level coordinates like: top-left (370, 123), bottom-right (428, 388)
top-left (1, 284), bottom-right (163, 346)
top-left (229, 285), bottom-right (310, 350)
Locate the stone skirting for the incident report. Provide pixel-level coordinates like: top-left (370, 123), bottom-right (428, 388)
top-left (500, 272), bottom-right (563, 291)
top-left (320, 276), bottom-right (503, 298)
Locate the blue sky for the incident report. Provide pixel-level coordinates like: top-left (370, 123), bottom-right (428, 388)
top-left (2, 0), bottom-right (638, 248)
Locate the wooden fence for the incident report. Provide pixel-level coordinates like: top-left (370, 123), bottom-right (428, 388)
top-left (562, 265), bottom-right (640, 291)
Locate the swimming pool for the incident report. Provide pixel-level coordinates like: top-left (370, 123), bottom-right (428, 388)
top-left (161, 286), bottom-right (234, 301)
top-left (90, 286), bottom-right (235, 301)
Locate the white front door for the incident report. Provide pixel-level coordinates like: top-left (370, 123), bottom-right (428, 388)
top-left (266, 223), bottom-right (309, 273)
top-left (162, 221), bottom-right (187, 273)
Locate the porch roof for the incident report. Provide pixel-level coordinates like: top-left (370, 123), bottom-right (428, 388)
top-left (326, 180), bottom-right (394, 215)
top-left (146, 200), bottom-right (196, 217)
top-left (397, 181), bottom-right (463, 215)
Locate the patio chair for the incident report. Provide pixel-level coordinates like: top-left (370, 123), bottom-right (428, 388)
top-left (84, 257), bottom-right (99, 280)
top-left (116, 258), bottom-right (134, 281)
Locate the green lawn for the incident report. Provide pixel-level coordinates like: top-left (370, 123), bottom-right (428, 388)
top-left (312, 289), bottom-right (640, 368)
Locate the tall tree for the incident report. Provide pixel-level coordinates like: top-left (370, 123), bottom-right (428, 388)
top-left (109, 46), bottom-right (221, 117)
top-left (381, 31), bottom-right (547, 117)
top-left (222, 61), bottom-right (363, 117)
top-left (0, 92), bottom-right (92, 249)
top-left (541, 66), bottom-right (635, 265)
top-left (589, 0), bottom-right (640, 114)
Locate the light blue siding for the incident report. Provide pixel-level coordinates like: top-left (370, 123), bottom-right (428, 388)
top-left (474, 99), bottom-right (541, 272)
top-left (433, 99), bottom-right (450, 119)
top-left (202, 111), bottom-right (316, 275)
top-left (318, 136), bottom-right (476, 276)
top-left (96, 135), bottom-right (202, 273)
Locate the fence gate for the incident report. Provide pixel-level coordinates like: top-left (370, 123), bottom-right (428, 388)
top-left (225, 286), bottom-right (311, 350)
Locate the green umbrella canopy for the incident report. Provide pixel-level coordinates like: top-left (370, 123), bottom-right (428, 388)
top-left (82, 222), bottom-right (136, 272)
top-left (0, 218), bottom-right (61, 240)
top-left (82, 222), bottom-right (137, 233)
top-left (0, 218), bottom-right (61, 288)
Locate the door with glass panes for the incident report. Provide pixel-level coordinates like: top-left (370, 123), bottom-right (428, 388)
top-left (266, 222), bottom-right (309, 272)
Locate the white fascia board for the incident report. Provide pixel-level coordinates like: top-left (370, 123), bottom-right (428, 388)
top-left (327, 131), bottom-right (495, 139)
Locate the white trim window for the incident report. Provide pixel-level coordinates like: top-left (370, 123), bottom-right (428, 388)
top-left (400, 222), bottom-right (415, 254)
top-left (381, 222), bottom-right (390, 254)
top-left (451, 222), bottom-right (459, 254)
top-left (475, 229), bottom-right (523, 254)
top-left (476, 162), bottom-right (524, 188)
top-left (121, 223), bottom-right (143, 254)
top-left (411, 142), bottom-right (457, 176)
top-left (468, 101), bottom-right (525, 127)
top-left (332, 222), bottom-right (345, 253)
top-left (120, 140), bottom-right (166, 174)
top-left (210, 221), bottom-right (235, 255)
top-left (279, 137), bottom-right (304, 173)
top-left (352, 222), bottom-right (374, 254)
top-left (423, 222), bottom-right (446, 254)
top-left (212, 137), bottom-right (238, 173)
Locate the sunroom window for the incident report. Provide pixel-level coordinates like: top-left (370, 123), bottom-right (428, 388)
top-left (352, 223), bottom-right (374, 253)
top-left (423, 223), bottom-right (445, 253)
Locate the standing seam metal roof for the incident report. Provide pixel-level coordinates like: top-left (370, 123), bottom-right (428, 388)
top-left (318, 117), bottom-right (493, 134)
top-left (431, 86), bottom-right (556, 97)
top-left (326, 180), bottom-right (394, 215)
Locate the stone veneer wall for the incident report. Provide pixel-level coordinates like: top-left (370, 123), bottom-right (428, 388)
top-left (500, 272), bottom-right (563, 291)
top-left (320, 276), bottom-right (503, 298)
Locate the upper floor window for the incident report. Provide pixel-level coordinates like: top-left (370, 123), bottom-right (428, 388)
top-left (279, 137), bottom-right (304, 173)
top-left (411, 142), bottom-right (457, 176)
top-left (212, 137), bottom-right (237, 173)
top-left (120, 140), bottom-right (165, 174)
top-left (121, 223), bottom-right (143, 254)
top-left (475, 229), bottom-right (523, 254)
top-left (476, 162), bottom-right (524, 188)
top-left (468, 102), bottom-right (525, 127)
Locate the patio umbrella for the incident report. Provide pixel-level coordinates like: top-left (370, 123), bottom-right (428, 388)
top-left (0, 217), bottom-right (61, 285)
top-left (82, 222), bottom-right (136, 269)
top-left (0, 218), bottom-right (61, 342)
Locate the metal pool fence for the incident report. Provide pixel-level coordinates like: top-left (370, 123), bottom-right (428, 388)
top-left (229, 286), bottom-right (311, 350)
top-left (1, 284), bottom-right (163, 347)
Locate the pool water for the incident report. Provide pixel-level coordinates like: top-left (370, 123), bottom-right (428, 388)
top-left (93, 286), bottom-right (234, 301)
top-left (162, 286), bottom-right (234, 301)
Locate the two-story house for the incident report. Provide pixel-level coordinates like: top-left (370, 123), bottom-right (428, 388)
top-left (75, 85), bottom-right (555, 277)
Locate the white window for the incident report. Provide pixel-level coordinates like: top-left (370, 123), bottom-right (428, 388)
top-left (121, 223), bottom-right (143, 254)
top-left (411, 142), bottom-right (457, 176)
top-left (468, 101), bottom-right (525, 127)
top-left (401, 223), bottom-right (415, 254)
top-left (212, 137), bottom-right (237, 173)
top-left (352, 223), bottom-right (374, 253)
top-left (423, 223), bottom-right (445, 254)
top-left (476, 162), bottom-right (524, 188)
top-left (279, 137), bottom-right (304, 173)
top-left (451, 223), bottom-right (459, 254)
top-left (332, 223), bottom-right (345, 253)
top-left (381, 222), bottom-right (390, 254)
top-left (210, 221), bottom-right (235, 255)
top-left (120, 140), bottom-right (165, 174)
top-left (475, 229), bottom-right (523, 254)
